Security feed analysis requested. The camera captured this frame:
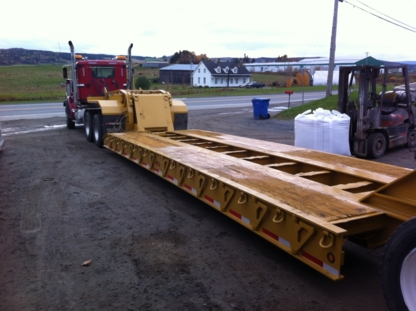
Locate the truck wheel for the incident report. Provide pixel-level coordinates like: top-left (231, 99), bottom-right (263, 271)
top-left (84, 111), bottom-right (94, 142)
top-left (93, 113), bottom-right (103, 148)
top-left (65, 102), bottom-right (75, 129)
top-left (367, 132), bottom-right (386, 158)
top-left (381, 217), bottom-right (416, 311)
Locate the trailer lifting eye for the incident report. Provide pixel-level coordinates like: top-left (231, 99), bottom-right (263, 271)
top-left (210, 179), bottom-right (218, 190)
top-left (187, 169), bottom-right (194, 178)
top-left (272, 208), bottom-right (285, 223)
top-left (237, 192), bottom-right (247, 205)
top-left (319, 231), bottom-right (334, 249)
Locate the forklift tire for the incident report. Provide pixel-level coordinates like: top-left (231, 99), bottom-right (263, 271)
top-left (84, 111), bottom-right (94, 142)
top-left (367, 132), bottom-right (386, 159)
top-left (65, 103), bottom-right (75, 130)
top-left (406, 129), bottom-right (416, 148)
top-left (381, 217), bottom-right (416, 311)
top-left (93, 113), bottom-right (104, 148)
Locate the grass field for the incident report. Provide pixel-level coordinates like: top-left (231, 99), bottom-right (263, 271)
top-left (0, 64), bottom-right (327, 103)
top-left (1, 64), bottom-right (414, 123)
top-left (0, 65), bottom-right (63, 102)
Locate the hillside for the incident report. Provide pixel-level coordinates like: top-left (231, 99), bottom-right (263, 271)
top-left (0, 48), bottom-right (147, 66)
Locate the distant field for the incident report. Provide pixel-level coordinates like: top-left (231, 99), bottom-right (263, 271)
top-left (0, 65), bottom-right (64, 102)
top-left (2, 64), bottom-right (414, 104)
top-left (0, 64), bottom-right (326, 104)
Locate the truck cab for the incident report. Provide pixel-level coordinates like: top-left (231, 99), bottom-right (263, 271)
top-left (62, 41), bottom-right (134, 129)
top-left (74, 59), bottom-right (127, 99)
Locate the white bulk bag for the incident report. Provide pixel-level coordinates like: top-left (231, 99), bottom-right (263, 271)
top-left (294, 108), bottom-right (351, 156)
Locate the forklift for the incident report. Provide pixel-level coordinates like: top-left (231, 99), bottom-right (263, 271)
top-left (338, 65), bottom-right (416, 158)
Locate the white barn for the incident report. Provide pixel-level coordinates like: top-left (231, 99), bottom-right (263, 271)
top-left (192, 60), bottom-right (251, 88)
top-left (244, 57), bottom-right (362, 74)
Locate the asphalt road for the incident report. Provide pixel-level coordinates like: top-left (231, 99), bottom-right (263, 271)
top-left (0, 91), bottom-right (327, 121)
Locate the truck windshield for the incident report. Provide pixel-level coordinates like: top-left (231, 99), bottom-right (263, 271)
top-left (92, 67), bottom-right (115, 79)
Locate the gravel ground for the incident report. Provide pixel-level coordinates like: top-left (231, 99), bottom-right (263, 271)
top-left (0, 105), bottom-right (415, 311)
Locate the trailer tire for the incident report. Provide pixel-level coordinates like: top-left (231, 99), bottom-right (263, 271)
top-left (381, 217), bottom-right (416, 311)
top-left (93, 113), bottom-right (104, 148)
top-left (367, 132), bottom-right (386, 159)
top-left (65, 102), bottom-right (75, 129)
top-left (84, 111), bottom-right (94, 142)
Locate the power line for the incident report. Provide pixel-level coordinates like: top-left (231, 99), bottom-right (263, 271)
top-left (355, 0), bottom-right (416, 31)
top-left (344, 0), bottom-right (416, 33)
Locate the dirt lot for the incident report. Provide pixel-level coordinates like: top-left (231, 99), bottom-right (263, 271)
top-left (1, 106), bottom-right (415, 311)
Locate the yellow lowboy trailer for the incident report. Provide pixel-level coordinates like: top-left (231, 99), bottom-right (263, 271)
top-left (63, 41), bottom-right (415, 311)
top-left (104, 128), bottom-right (413, 280)
top-left (85, 89), bottom-right (416, 311)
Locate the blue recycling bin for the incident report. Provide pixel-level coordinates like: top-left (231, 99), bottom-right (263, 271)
top-left (252, 98), bottom-right (270, 120)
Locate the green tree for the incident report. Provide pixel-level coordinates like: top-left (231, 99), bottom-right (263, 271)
top-left (243, 54), bottom-right (250, 63)
top-left (169, 50), bottom-right (209, 64)
top-left (135, 76), bottom-right (151, 90)
top-left (276, 54), bottom-right (288, 62)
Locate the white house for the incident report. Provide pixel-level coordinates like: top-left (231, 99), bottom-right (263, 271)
top-left (192, 60), bottom-right (251, 88)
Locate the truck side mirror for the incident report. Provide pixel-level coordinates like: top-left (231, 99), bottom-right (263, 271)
top-left (63, 67), bottom-right (68, 79)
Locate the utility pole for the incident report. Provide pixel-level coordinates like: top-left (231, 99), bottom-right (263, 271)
top-left (326, 0), bottom-right (342, 97)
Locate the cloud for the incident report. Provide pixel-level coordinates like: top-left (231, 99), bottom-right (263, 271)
top-left (1, 0), bottom-right (415, 61)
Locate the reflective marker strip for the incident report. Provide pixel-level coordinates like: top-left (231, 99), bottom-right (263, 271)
top-left (117, 149), bottom-right (122, 154)
top-left (153, 168), bottom-right (163, 175)
top-left (262, 228), bottom-right (291, 248)
top-left (301, 250), bottom-right (339, 277)
top-left (167, 175), bottom-right (178, 185)
top-left (142, 162), bottom-right (150, 169)
top-left (123, 152), bottom-right (130, 158)
top-left (184, 184), bottom-right (197, 195)
top-left (229, 209), bottom-right (250, 225)
top-left (204, 195), bottom-right (221, 208)
top-left (132, 157), bottom-right (139, 163)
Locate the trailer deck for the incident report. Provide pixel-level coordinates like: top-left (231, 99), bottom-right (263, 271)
top-left (103, 129), bottom-right (416, 281)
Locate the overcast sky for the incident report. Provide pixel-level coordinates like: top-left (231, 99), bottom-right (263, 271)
top-left (1, 0), bottom-right (415, 61)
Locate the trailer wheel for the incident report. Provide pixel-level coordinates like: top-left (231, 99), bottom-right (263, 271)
top-left (381, 217), bottom-right (416, 311)
top-left (93, 113), bottom-right (103, 148)
top-left (84, 111), bottom-right (94, 142)
top-left (65, 102), bottom-right (75, 129)
top-left (367, 132), bottom-right (386, 158)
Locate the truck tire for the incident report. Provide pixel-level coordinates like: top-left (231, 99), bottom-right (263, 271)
top-left (381, 217), bottom-right (416, 311)
top-left (84, 111), bottom-right (94, 142)
top-left (65, 101), bottom-right (75, 129)
top-left (93, 113), bottom-right (104, 148)
top-left (367, 132), bottom-right (386, 159)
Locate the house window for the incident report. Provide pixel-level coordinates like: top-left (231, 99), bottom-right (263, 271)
top-left (236, 78), bottom-right (238, 84)
top-left (230, 78), bottom-right (233, 84)
top-left (215, 78), bottom-right (218, 84)
top-left (203, 77), bottom-right (206, 84)
top-left (243, 78), bottom-right (246, 83)
top-left (221, 78), bottom-right (224, 84)
top-left (198, 69), bottom-right (200, 73)
top-left (198, 77), bottom-right (200, 83)
top-left (203, 69), bottom-right (206, 73)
